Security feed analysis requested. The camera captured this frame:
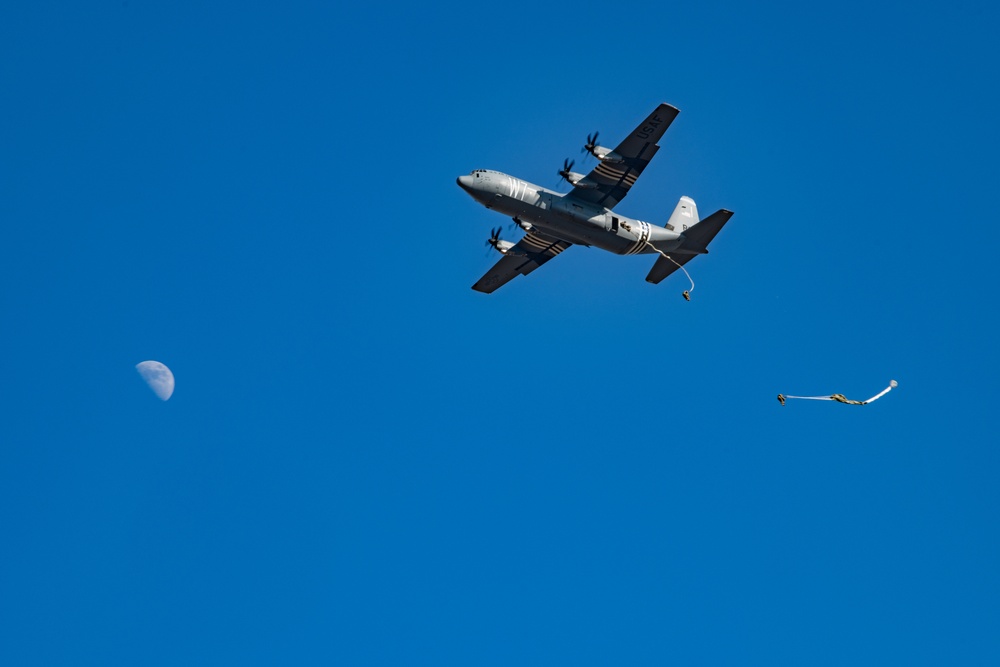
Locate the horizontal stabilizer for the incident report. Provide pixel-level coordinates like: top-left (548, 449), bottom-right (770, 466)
top-left (645, 209), bottom-right (734, 285)
top-left (679, 209), bottom-right (733, 253)
top-left (645, 252), bottom-right (695, 284)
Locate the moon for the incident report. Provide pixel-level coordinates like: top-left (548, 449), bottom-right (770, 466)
top-left (135, 361), bottom-right (175, 401)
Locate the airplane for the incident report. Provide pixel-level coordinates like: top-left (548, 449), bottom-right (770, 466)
top-left (457, 103), bottom-right (734, 294)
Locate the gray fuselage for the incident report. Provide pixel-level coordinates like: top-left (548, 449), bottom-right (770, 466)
top-left (457, 170), bottom-right (683, 254)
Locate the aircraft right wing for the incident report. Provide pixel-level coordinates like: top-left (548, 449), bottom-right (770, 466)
top-left (472, 231), bottom-right (572, 293)
top-left (568, 103), bottom-right (680, 210)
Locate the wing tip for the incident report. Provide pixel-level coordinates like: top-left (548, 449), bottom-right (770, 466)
top-left (471, 283), bottom-right (497, 294)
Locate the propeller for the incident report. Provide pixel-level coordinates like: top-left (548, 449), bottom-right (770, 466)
top-left (509, 216), bottom-right (531, 233)
top-left (557, 157), bottom-right (575, 185)
top-left (485, 226), bottom-right (502, 251)
top-left (582, 131), bottom-right (599, 158)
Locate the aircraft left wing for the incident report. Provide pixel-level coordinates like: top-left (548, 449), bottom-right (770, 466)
top-left (472, 231), bottom-right (572, 293)
top-left (568, 103), bottom-right (680, 210)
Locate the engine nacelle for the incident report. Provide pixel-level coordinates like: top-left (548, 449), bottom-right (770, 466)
top-left (494, 239), bottom-right (515, 254)
top-left (588, 146), bottom-right (624, 164)
top-left (562, 171), bottom-right (599, 189)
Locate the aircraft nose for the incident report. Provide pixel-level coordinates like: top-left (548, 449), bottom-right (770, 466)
top-left (457, 174), bottom-right (473, 191)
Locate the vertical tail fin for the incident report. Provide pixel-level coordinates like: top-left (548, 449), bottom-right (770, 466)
top-left (665, 196), bottom-right (698, 233)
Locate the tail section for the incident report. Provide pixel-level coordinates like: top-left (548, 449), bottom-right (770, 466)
top-left (645, 204), bottom-right (734, 284)
top-left (663, 196), bottom-right (734, 252)
top-left (676, 209), bottom-right (734, 254)
top-left (665, 196), bottom-right (699, 233)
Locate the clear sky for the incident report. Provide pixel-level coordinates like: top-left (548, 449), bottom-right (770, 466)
top-left (2, 1), bottom-right (998, 664)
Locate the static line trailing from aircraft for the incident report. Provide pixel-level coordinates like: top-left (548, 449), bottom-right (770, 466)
top-left (457, 103), bottom-right (734, 296)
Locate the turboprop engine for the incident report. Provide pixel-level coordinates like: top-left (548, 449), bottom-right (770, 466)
top-left (583, 131), bottom-right (624, 164)
top-left (486, 227), bottom-right (516, 255)
top-left (558, 158), bottom-right (598, 189)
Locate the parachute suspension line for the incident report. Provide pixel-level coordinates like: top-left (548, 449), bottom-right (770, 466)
top-left (777, 380), bottom-right (898, 407)
top-left (643, 241), bottom-right (694, 301)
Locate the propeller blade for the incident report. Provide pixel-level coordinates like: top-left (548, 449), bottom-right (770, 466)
top-left (582, 131), bottom-right (600, 157)
top-left (558, 158), bottom-right (575, 187)
top-left (486, 226), bottom-right (506, 254)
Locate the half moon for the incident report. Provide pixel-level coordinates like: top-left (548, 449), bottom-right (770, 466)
top-left (135, 361), bottom-right (175, 401)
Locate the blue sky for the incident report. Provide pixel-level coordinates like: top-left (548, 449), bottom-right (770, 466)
top-left (2, 1), bottom-right (998, 664)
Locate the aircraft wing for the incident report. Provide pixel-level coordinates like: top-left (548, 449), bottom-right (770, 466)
top-left (568, 103), bottom-right (680, 210)
top-left (472, 231), bottom-right (572, 293)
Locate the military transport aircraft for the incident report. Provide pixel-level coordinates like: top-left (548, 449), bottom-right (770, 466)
top-left (457, 103), bottom-right (734, 293)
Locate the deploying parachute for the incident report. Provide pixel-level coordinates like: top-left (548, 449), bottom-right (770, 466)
top-left (778, 380), bottom-right (897, 407)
